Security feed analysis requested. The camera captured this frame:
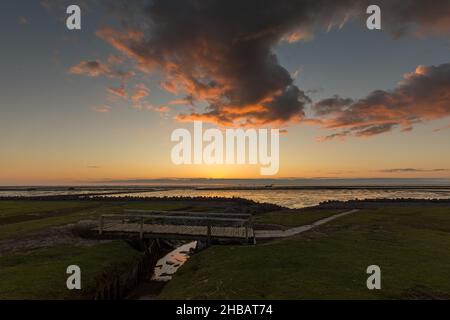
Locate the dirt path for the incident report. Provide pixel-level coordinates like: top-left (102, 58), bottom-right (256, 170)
top-left (255, 209), bottom-right (359, 239)
top-left (0, 221), bottom-right (103, 256)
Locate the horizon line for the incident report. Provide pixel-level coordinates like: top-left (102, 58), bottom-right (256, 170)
top-left (2, 177), bottom-right (450, 188)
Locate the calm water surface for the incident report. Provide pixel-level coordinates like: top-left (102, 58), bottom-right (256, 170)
top-left (108, 188), bottom-right (450, 208)
top-left (152, 241), bottom-right (197, 281)
top-left (2, 188), bottom-right (450, 209)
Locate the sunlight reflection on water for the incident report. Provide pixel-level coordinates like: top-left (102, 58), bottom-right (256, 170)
top-left (152, 241), bottom-right (197, 281)
top-left (109, 189), bottom-right (450, 209)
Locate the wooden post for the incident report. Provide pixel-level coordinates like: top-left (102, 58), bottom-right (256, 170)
top-left (139, 216), bottom-right (144, 239)
top-left (249, 216), bottom-right (256, 245)
top-left (245, 222), bottom-right (249, 244)
top-left (99, 215), bottom-right (104, 236)
top-left (207, 225), bottom-right (211, 245)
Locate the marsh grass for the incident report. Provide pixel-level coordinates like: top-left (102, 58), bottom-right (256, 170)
top-left (160, 206), bottom-right (450, 299)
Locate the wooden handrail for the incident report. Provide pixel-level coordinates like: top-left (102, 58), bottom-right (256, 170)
top-left (97, 211), bottom-right (255, 244)
top-left (99, 214), bottom-right (249, 227)
top-left (101, 213), bottom-right (247, 221)
top-left (123, 209), bottom-right (252, 219)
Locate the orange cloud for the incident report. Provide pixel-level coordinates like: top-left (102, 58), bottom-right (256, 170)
top-left (74, 1), bottom-right (450, 131)
top-left (133, 102), bottom-right (169, 115)
top-left (151, 105), bottom-right (170, 115)
top-left (94, 10), bottom-right (312, 128)
top-left (96, 27), bottom-right (151, 71)
top-left (313, 64), bottom-right (450, 140)
top-left (92, 105), bottom-right (112, 113)
top-left (169, 99), bottom-right (193, 105)
top-left (281, 27), bottom-right (313, 43)
top-left (69, 61), bottom-right (109, 77)
top-left (107, 85), bottom-right (128, 99)
top-left (131, 84), bottom-right (150, 103)
top-left (68, 60), bottom-right (134, 80)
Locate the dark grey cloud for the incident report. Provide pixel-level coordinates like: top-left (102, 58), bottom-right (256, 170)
top-left (96, 0), bottom-right (367, 126)
top-left (378, 0), bottom-right (450, 36)
top-left (61, 0), bottom-right (450, 128)
top-left (314, 96), bottom-right (354, 116)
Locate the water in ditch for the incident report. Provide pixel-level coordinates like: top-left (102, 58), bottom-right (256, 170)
top-left (130, 241), bottom-right (199, 299)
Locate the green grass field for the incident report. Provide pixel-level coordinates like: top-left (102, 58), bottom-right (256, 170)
top-left (255, 209), bottom-right (342, 227)
top-left (0, 241), bottom-right (142, 300)
top-left (1, 200), bottom-right (450, 300)
top-left (160, 206), bottom-right (450, 299)
top-left (0, 200), bottom-right (188, 240)
top-left (0, 200), bottom-right (188, 299)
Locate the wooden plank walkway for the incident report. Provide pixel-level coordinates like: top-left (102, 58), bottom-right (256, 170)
top-left (95, 210), bottom-right (359, 245)
top-left (96, 211), bottom-right (255, 244)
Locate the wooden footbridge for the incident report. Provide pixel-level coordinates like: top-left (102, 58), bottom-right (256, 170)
top-left (96, 210), bottom-right (255, 245)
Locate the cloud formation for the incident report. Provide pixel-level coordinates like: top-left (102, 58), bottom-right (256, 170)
top-left (379, 168), bottom-right (449, 173)
top-left (132, 102), bottom-right (170, 116)
top-left (131, 84), bottom-right (150, 103)
top-left (378, 0), bottom-right (450, 36)
top-left (95, 0), bottom-right (365, 126)
top-left (107, 85), bottom-right (128, 99)
top-left (92, 105), bottom-right (112, 113)
top-left (314, 63), bottom-right (450, 140)
top-left (69, 60), bottom-right (134, 80)
top-left (67, 0), bottom-right (450, 131)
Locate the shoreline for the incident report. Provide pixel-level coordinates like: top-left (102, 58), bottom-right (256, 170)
top-left (2, 185), bottom-right (450, 191)
top-left (0, 194), bottom-right (449, 208)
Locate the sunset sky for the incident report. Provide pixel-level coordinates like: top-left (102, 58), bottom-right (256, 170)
top-left (1, 0), bottom-right (450, 185)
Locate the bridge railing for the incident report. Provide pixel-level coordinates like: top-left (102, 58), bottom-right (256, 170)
top-left (123, 209), bottom-right (253, 220)
top-left (98, 211), bottom-right (255, 244)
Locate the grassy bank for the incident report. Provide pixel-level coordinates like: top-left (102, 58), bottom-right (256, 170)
top-left (2, 199), bottom-right (450, 299)
top-left (0, 200), bottom-right (191, 299)
top-left (0, 198), bottom-right (276, 299)
top-left (0, 241), bottom-right (142, 300)
top-left (160, 206), bottom-right (450, 299)
top-left (0, 200), bottom-right (187, 240)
